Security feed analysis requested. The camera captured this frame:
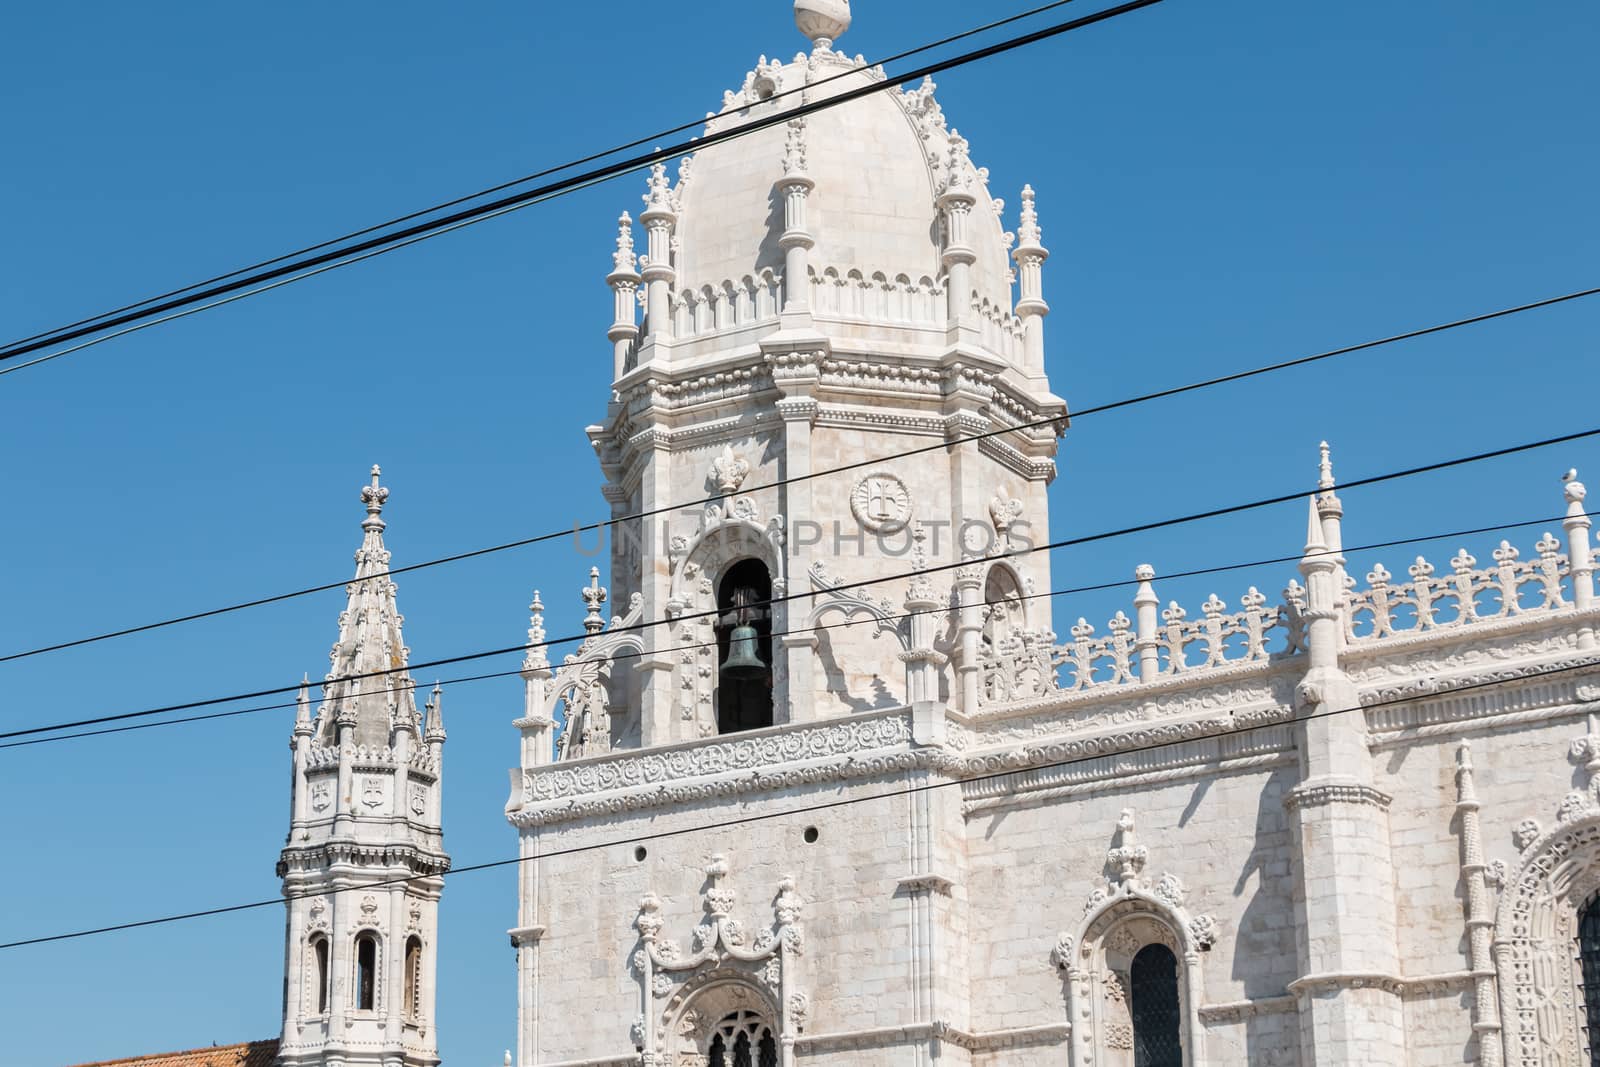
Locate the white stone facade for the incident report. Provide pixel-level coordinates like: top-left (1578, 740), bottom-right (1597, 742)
top-left (493, 5), bottom-right (1600, 1066)
top-left (277, 468), bottom-right (449, 1067)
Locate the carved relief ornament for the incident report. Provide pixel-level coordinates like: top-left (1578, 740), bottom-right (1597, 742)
top-left (632, 856), bottom-right (806, 1065)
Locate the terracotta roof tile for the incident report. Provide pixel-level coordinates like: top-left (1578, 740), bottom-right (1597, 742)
top-left (64, 1038), bottom-right (279, 1067)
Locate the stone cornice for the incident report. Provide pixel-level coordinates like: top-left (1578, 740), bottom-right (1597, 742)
top-left (277, 841), bottom-right (450, 877)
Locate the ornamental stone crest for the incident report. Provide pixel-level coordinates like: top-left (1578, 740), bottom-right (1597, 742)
top-left (849, 471), bottom-right (911, 533)
top-left (632, 855), bottom-right (806, 1062)
top-left (709, 444), bottom-right (751, 496)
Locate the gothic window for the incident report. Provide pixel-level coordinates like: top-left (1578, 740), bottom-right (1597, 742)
top-left (1581, 894), bottom-right (1600, 1064)
top-left (310, 934), bottom-right (330, 1015)
top-left (354, 932), bottom-right (379, 1012)
top-left (715, 560), bottom-right (773, 734)
top-left (404, 936), bottom-right (423, 1022)
top-left (707, 1010), bottom-right (774, 1067)
top-left (1130, 943), bottom-right (1182, 1067)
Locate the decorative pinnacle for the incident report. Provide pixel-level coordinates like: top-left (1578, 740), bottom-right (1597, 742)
top-left (1318, 441), bottom-right (1336, 492)
top-left (424, 682), bottom-right (446, 742)
top-left (613, 212), bottom-right (637, 273)
top-left (941, 133), bottom-right (973, 196)
top-left (794, 0), bottom-right (850, 50)
top-left (1017, 185), bottom-right (1042, 247)
top-left (580, 567), bottom-right (608, 635)
top-left (360, 465), bottom-right (389, 529)
top-left (642, 162), bottom-right (673, 212)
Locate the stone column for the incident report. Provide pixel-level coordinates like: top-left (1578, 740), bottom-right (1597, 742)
top-left (1287, 495), bottom-right (1404, 1066)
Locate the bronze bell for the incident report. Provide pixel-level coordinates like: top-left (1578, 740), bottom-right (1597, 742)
top-left (720, 622), bottom-right (767, 680)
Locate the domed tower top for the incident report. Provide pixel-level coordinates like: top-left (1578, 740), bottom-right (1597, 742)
top-left (794, 0), bottom-right (850, 49)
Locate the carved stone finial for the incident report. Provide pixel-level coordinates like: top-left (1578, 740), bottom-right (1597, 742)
top-left (704, 854), bottom-right (736, 916)
top-left (360, 464), bottom-right (389, 530)
top-left (642, 161), bottom-right (674, 212)
top-left (1017, 184), bottom-right (1042, 247)
top-left (613, 212), bottom-right (637, 273)
top-left (581, 568), bottom-right (608, 635)
top-left (794, 0), bottom-right (850, 50)
top-left (1107, 808), bottom-right (1148, 887)
top-left (1318, 441), bottom-right (1336, 492)
top-left (941, 133), bottom-right (974, 196)
top-left (710, 444), bottom-right (751, 496)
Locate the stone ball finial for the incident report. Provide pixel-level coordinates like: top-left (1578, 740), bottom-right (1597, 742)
top-left (795, 0), bottom-right (850, 47)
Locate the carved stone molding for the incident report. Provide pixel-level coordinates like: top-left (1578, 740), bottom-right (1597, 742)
top-left (1283, 781), bottom-right (1393, 813)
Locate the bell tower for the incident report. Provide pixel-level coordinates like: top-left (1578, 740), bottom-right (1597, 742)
top-left (278, 467), bottom-right (449, 1067)
top-left (581, 0), bottom-right (1066, 750)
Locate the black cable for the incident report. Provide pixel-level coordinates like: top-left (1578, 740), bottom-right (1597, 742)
top-left (4, 425), bottom-right (1595, 741)
top-left (0, 0), bottom-right (1167, 367)
top-left (5, 653), bottom-right (1593, 951)
top-left (4, 288), bottom-right (1594, 664)
top-left (1, 509), bottom-right (1579, 751)
top-left (0, 0), bottom-right (1089, 354)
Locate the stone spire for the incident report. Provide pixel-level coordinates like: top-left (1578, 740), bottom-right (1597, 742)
top-left (317, 465), bottom-right (419, 749)
top-left (279, 465), bottom-right (447, 1067)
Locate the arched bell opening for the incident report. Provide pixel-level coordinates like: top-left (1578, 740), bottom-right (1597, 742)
top-left (716, 558), bottom-right (774, 733)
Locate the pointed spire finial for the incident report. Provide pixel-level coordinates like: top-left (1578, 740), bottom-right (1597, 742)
top-left (1018, 184), bottom-right (1042, 247)
top-left (1304, 495), bottom-right (1328, 556)
top-left (613, 212), bottom-right (637, 273)
top-left (642, 161), bottom-right (673, 212)
top-left (1318, 441), bottom-right (1336, 492)
top-left (424, 682), bottom-right (446, 743)
top-left (361, 464), bottom-right (389, 530)
top-left (581, 567), bottom-right (608, 635)
top-left (294, 674), bottom-right (314, 735)
top-left (523, 591), bottom-right (550, 673)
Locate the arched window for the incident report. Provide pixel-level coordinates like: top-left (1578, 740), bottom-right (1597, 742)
top-left (1581, 895), bottom-right (1600, 1063)
top-left (354, 932), bottom-right (379, 1012)
top-left (310, 934), bottom-right (330, 1015)
top-left (1130, 943), bottom-right (1182, 1067)
top-left (707, 1011), bottom-right (774, 1067)
top-left (404, 936), bottom-right (423, 1022)
top-left (715, 559), bottom-right (773, 734)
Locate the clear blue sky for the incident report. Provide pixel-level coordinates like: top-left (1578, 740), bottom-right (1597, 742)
top-left (1, 2), bottom-right (1596, 1064)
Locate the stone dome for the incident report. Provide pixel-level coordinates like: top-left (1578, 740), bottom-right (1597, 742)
top-left (669, 47), bottom-right (1016, 315)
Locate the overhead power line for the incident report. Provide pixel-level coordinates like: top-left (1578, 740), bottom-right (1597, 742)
top-left (4, 655), bottom-right (1593, 951)
top-left (4, 290), bottom-right (1595, 664)
top-left (2, 509), bottom-right (1584, 752)
top-left (4, 424), bottom-right (1596, 743)
top-left (1, 0), bottom-right (1090, 356)
top-left (0, 0), bottom-right (1168, 369)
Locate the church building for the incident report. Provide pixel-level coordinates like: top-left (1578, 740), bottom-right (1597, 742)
top-left (67, 3), bottom-right (1600, 1067)
top-left (497, 3), bottom-right (1600, 1066)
